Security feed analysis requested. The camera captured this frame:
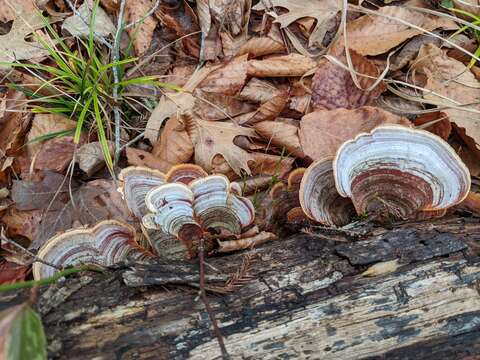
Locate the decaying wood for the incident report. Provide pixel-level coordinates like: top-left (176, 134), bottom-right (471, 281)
top-left (1, 216), bottom-right (480, 359)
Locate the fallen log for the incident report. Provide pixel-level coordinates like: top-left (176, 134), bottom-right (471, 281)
top-left (1, 216), bottom-right (480, 359)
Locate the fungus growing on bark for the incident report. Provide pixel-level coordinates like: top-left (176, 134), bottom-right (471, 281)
top-left (33, 220), bottom-right (153, 279)
top-left (300, 158), bottom-right (356, 226)
top-left (143, 172), bottom-right (256, 256)
top-left (333, 125), bottom-right (471, 220)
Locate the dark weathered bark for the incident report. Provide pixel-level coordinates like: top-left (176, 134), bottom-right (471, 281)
top-left (2, 216), bottom-right (480, 359)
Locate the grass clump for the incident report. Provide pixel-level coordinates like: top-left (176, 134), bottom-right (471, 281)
top-left (2, 0), bottom-right (180, 172)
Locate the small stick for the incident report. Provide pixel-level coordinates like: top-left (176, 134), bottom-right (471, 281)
top-left (198, 238), bottom-right (230, 359)
top-left (0, 228), bottom-right (60, 270)
top-left (112, 0), bottom-right (127, 166)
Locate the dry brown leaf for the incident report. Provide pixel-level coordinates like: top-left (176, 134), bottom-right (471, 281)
top-left (185, 117), bottom-right (260, 175)
top-left (0, 0), bottom-right (36, 22)
top-left (252, 0), bottom-right (341, 48)
top-left (412, 43), bottom-right (480, 156)
top-left (247, 53), bottom-right (317, 77)
top-left (155, 1), bottom-right (200, 58)
top-left (193, 90), bottom-right (256, 121)
top-left (0, 2), bottom-right (49, 66)
top-left (254, 120), bottom-right (304, 157)
top-left (2, 208), bottom-right (43, 241)
top-left (375, 94), bottom-right (425, 115)
top-left (77, 141), bottom-right (115, 176)
top-left (0, 261), bottom-right (29, 285)
top-left (126, 147), bottom-right (169, 172)
top-left (209, 151), bottom-right (294, 180)
top-left (10, 173), bottom-right (132, 249)
top-left (413, 111), bottom-right (451, 141)
top-left (312, 49), bottom-right (385, 110)
top-left (150, 117), bottom-right (194, 172)
top-left (100, 0), bottom-right (119, 13)
top-left (145, 93), bottom-right (195, 143)
top-left (239, 78), bottom-right (281, 103)
top-left (242, 90), bottom-right (289, 125)
top-left (62, 1), bottom-right (115, 38)
top-left (125, 0), bottom-right (158, 56)
top-left (299, 106), bottom-right (411, 160)
top-left (238, 36), bottom-right (285, 58)
top-left (0, 90), bottom-right (29, 156)
top-left (390, 33), bottom-right (443, 71)
top-left (26, 114), bottom-right (78, 173)
top-left (145, 66), bottom-right (219, 142)
top-left (344, 6), bottom-right (457, 56)
top-left (197, 54), bottom-right (248, 96)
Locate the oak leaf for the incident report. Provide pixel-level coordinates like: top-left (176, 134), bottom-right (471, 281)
top-left (197, 54), bottom-right (248, 95)
top-left (0, 3), bottom-right (49, 67)
top-left (252, 0), bottom-right (341, 48)
top-left (185, 117), bottom-right (260, 175)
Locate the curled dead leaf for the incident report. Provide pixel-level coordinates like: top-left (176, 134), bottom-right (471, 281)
top-left (344, 6), bottom-right (457, 56)
top-left (198, 54), bottom-right (248, 96)
top-left (147, 117), bottom-right (194, 173)
top-left (247, 53), bottom-right (317, 77)
top-left (238, 36), bottom-right (285, 58)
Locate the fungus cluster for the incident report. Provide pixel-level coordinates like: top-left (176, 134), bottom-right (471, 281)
top-left (32, 125), bottom-right (471, 280)
top-left (300, 125), bottom-right (471, 225)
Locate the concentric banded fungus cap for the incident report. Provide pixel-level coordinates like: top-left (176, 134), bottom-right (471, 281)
top-left (334, 125), bottom-right (471, 220)
top-left (33, 220), bottom-right (153, 280)
top-left (300, 158), bottom-right (355, 226)
top-left (144, 183), bottom-right (198, 235)
top-left (269, 169), bottom-right (306, 226)
top-left (118, 167), bottom-right (166, 219)
top-left (190, 175), bottom-right (254, 236)
top-left (166, 164), bottom-right (208, 184)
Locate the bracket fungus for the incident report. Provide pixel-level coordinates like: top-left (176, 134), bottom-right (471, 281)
top-left (33, 220), bottom-right (153, 279)
top-left (138, 166), bottom-right (256, 256)
top-left (300, 158), bottom-right (356, 226)
top-left (333, 125), bottom-right (471, 220)
top-left (119, 164), bottom-right (257, 257)
top-left (118, 166), bottom-right (166, 219)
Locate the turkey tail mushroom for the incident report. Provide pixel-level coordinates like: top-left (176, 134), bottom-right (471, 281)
top-left (33, 221), bottom-right (153, 280)
top-left (300, 158), bottom-right (356, 226)
top-left (333, 125), bottom-right (471, 221)
top-left (165, 163), bottom-right (208, 184)
top-left (118, 166), bottom-right (166, 219)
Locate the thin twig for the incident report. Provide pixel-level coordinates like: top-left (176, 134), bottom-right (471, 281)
top-left (124, 0), bottom-right (161, 29)
top-left (0, 228), bottom-right (60, 270)
top-left (198, 238), bottom-right (230, 359)
top-left (112, 0), bottom-right (127, 166)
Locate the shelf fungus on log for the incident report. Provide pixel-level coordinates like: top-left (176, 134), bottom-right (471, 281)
top-left (333, 125), bottom-right (471, 220)
top-left (143, 172), bottom-right (256, 256)
top-left (118, 166), bottom-right (166, 219)
top-left (32, 220), bottom-right (153, 280)
top-left (300, 158), bottom-right (356, 226)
